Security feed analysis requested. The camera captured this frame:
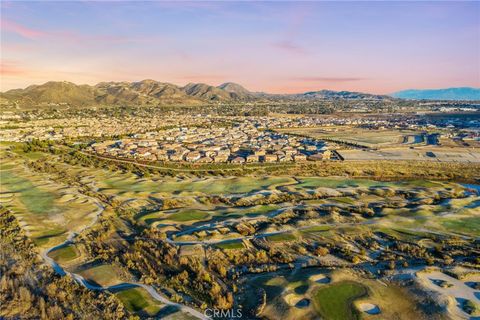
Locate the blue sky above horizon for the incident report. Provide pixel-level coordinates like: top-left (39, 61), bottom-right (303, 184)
top-left (1, 1), bottom-right (479, 93)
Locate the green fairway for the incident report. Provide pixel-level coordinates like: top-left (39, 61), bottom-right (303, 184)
top-left (215, 240), bottom-right (244, 250)
top-left (48, 245), bottom-right (79, 262)
top-left (32, 228), bottom-right (67, 246)
top-left (297, 177), bottom-right (391, 189)
top-left (137, 211), bottom-right (165, 225)
top-left (0, 170), bottom-right (55, 215)
top-left (313, 281), bottom-right (367, 320)
top-left (78, 264), bottom-right (124, 287)
top-left (300, 225), bottom-right (332, 234)
top-left (332, 197), bottom-right (357, 205)
top-left (237, 204), bottom-right (280, 216)
top-left (115, 287), bottom-right (162, 315)
top-left (166, 209), bottom-right (210, 222)
top-left (441, 217), bottom-right (480, 236)
top-left (14, 150), bottom-right (48, 160)
top-left (266, 233), bottom-right (297, 242)
top-left (0, 163), bottom-right (100, 247)
top-left (101, 175), bottom-right (295, 195)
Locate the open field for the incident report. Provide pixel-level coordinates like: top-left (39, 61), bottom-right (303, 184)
top-left (276, 127), bottom-right (423, 148)
top-left (275, 126), bottom-right (480, 163)
top-left (338, 147), bottom-right (480, 163)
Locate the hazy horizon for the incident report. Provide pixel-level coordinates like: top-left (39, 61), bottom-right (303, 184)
top-left (2, 78), bottom-right (480, 96)
top-left (1, 1), bottom-right (479, 93)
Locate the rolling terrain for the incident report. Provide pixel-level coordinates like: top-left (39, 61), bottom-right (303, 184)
top-left (0, 80), bottom-right (395, 109)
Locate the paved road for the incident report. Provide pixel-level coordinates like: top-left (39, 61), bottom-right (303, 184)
top-left (41, 197), bottom-right (208, 320)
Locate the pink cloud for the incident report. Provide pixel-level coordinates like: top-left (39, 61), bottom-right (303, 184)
top-left (271, 40), bottom-right (306, 54)
top-left (0, 60), bottom-right (28, 76)
top-left (291, 77), bottom-right (366, 82)
top-left (1, 18), bottom-right (151, 44)
top-left (178, 74), bottom-right (228, 82)
top-left (1, 19), bottom-right (46, 39)
top-left (270, 4), bottom-right (311, 55)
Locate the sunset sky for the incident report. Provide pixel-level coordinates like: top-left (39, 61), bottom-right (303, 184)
top-left (1, 1), bottom-right (479, 93)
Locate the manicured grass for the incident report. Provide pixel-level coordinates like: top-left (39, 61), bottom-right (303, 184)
top-left (78, 264), bottom-right (123, 287)
top-left (102, 176), bottom-right (295, 195)
top-left (137, 211), bottom-right (164, 225)
top-left (381, 207), bottom-right (414, 216)
top-left (0, 170), bottom-right (55, 214)
top-left (17, 151), bottom-right (47, 160)
top-left (332, 197), bottom-right (356, 205)
top-left (398, 180), bottom-right (444, 188)
top-left (0, 163), bottom-right (16, 170)
top-left (48, 245), bottom-right (79, 262)
top-left (167, 209), bottom-right (210, 222)
top-left (230, 204), bottom-right (280, 217)
top-left (297, 177), bottom-right (390, 189)
top-left (32, 228), bottom-right (67, 246)
top-left (300, 225), bottom-right (332, 234)
top-left (312, 281), bottom-right (367, 320)
top-left (266, 233), bottom-right (296, 242)
top-left (393, 228), bottom-right (433, 238)
top-left (215, 240), bottom-right (244, 250)
top-left (173, 176), bottom-right (294, 194)
top-left (0, 162), bottom-right (100, 247)
top-left (115, 287), bottom-right (161, 315)
top-left (441, 217), bottom-right (480, 235)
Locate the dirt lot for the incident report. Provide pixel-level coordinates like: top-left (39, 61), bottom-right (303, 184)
top-left (338, 147), bottom-right (480, 163)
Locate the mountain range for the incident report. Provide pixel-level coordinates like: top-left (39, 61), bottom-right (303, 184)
top-left (2, 81), bottom-right (478, 109)
top-left (391, 87), bottom-right (480, 101)
top-left (0, 80), bottom-right (392, 108)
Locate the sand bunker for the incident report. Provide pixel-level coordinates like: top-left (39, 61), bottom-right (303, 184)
top-left (283, 293), bottom-right (303, 307)
top-left (58, 194), bottom-right (77, 203)
top-left (357, 302), bottom-right (381, 315)
top-left (309, 274), bottom-right (331, 284)
top-left (416, 270), bottom-right (480, 319)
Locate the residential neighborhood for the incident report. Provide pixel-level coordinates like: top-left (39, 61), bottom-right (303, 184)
top-left (87, 123), bottom-right (330, 163)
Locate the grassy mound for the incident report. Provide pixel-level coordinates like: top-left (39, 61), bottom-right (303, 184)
top-left (312, 281), bottom-right (367, 320)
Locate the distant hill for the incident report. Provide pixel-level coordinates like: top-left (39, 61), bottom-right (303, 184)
top-left (298, 90), bottom-right (389, 100)
top-left (0, 80), bottom-right (261, 108)
top-left (217, 82), bottom-right (255, 99)
top-left (1, 81), bottom-right (98, 107)
top-left (95, 80), bottom-right (198, 105)
top-left (391, 87), bottom-right (480, 100)
top-left (183, 83), bottom-right (234, 101)
top-left (0, 79), bottom-right (398, 109)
